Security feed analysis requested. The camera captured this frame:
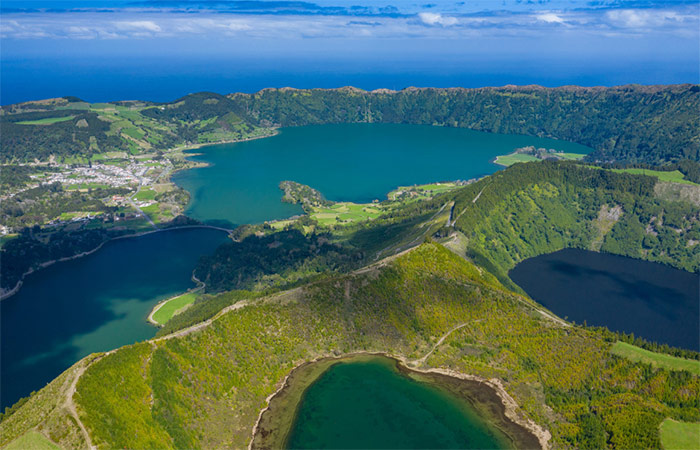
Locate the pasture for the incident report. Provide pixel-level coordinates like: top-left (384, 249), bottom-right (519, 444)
top-left (611, 342), bottom-right (700, 376)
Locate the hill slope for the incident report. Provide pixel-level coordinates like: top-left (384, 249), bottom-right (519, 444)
top-left (1, 244), bottom-right (697, 449)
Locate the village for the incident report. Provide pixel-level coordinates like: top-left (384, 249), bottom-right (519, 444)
top-left (0, 155), bottom-right (181, 236)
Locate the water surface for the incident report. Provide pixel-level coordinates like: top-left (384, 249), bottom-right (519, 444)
top-left (174, 123), bottom-right (591, 225)
top-left (509, 249), bottom-right (700, 350)
top-left (0, 227), bottom-right (229, 409)
top-left (286, 356), bottom-right (516, 449)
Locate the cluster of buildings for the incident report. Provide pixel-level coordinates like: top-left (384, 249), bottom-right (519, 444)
top-left (38, 161), bottom-right (154, 188)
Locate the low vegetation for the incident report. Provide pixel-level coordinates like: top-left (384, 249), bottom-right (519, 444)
top-left (151, 292), bottom-right (199, 326)
top-left (3, 431), bottom-right (61, 450)
top-left (611, 342), bottom-right (700, 376)
top-left (494, 146), bottom-right (585, 167)
top-left (610, 168), bottom-right (698, 185)
top-left (1, 154), bottom-right (698, 450)
top-left (2, 244), bottom-right (696, 450)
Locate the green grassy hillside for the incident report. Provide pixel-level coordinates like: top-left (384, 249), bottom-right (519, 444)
top-left (448, 161), bottom-right (699, 290)
top-left (2, 244), bottom-right (697, 450)
top-left (612, 342), bottom-right (700, 376)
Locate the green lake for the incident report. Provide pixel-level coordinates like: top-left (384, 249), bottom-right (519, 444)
top-left (283, 356), bottom-right (530, 449)
top-left (0, 227), bottom-right (229, 410)
top-left (174, 123), bottom-right (591, 225)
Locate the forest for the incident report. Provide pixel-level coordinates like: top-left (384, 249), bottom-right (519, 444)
top-left (2, 85), bottom-right (698, 165)
top-left (448, 161), bottom-right (699, 287)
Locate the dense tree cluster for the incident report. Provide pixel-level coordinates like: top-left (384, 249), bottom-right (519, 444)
top-left (1, 227), bottom-right (117, 291)
top-left (450, 161), bottom-right (699, 286)
top-left (194, 229), bottom-right (362, 293)
top-left (230, 85), bottom-right (699, 164)
top-left (0, 111), bottom-right (125, 161)
top-left (2, 85), bottom-right (698, 164)
top-left (0, 165), bottom-right (59, 188)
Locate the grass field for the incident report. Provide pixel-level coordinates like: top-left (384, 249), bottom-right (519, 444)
top-left (611, 342), bottom-right (700, 376)
top-left (494, 152), bottom-right (586, 167)
top-left (610, 168), bottom-right (698, 185)
top-left (134, 189), bottom-right (157, 201)
top-left (494, 153), bottom-right (540, 166)
top-left (3, 431), bottom-right (61, 450)
top-left (311, 202), bottom-right (384, 226)
top-left (659, 419), bottom-right (700, 450)
top-left (151, 292), bottom-right (198, 325)
top-left (16, 116), bottom-right (75, 125)
top-left (140, 203), bottom-right (160, 220)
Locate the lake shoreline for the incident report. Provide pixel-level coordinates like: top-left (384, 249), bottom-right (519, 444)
top-left (0, 130), bottom-right (279, 302)
top-left (146, 273), bottom-right (205, 327)
top-left (0, 127), bottom-right (278, 302)
top-left (0, 225), bottom-right (231, 301)
top-left (249, 352), bottom-right (550, 450)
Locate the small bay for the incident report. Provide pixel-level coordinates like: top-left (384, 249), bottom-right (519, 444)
top-left (174, 123), bottom-right (591, 226)
top-left (0, 227), bottom-right (229, 409)
top-left (509, 249), bottom-right (700, 351)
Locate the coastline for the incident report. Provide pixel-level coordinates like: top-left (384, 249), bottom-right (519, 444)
top-left (173, 128), bottom-right (280, 153)
top-left (146, 273), bottom-right (205, 327)
top-left (0, 225), bottom-right (231, 301)
top-left (1, 128), bottom-right (280, 302)
top-left (168, 128), bottom-right (280, 178)
top-left (249, 352), bottom-right (551, 450)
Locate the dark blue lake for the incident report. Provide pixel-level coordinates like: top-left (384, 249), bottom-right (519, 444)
top-left (509, 249), bottom-right (700, 351)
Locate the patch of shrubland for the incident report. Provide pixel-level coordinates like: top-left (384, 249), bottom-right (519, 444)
top-left (0, 359), bottom-right (91, 450)
top-left (32, 244), bottom-right (695, 450)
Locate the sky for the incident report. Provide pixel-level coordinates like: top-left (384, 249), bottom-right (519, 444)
top-left (1, 1), bottom-right (699, 104)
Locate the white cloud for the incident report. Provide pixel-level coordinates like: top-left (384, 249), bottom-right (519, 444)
top-left (114, 20), bottom-right (161, 32)
top-left (0, 6), bottom-right (697, 41)
top-left (536, 13), bottom-right (565, 24)
top-left (418, 12), bottom-right (458, 27)
top-left (605, 9), bottom-right (689, 29)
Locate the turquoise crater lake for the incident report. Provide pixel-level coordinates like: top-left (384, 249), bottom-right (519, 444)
top-left (283, 356), bottom-right (533, 449)
top-left (174, 123), bottom-right (592, 226)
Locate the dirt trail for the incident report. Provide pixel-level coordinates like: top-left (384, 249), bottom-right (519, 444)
top-left (65, 367), bottom-right (94, 450)
top-left (448, 184), bottom-right (487, 227)
top-left (411, 321), bottom-right (480, 366)
top-left (63, 353), bottom-right (115, 450)
top-left (373, 201), bottom-right (451, 261)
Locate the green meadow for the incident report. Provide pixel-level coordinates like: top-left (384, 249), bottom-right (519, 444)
top-left (3, 431), bottom-right (61, 450)
top-left (494, 153), bottom-right (539, 166)
top-left (494, 152), bottom-right (585, 167)
top-left (16, 116), bottom-right (75, 125)
top-left (151, 292), bottom-right (198, 326)
top-left (134, 189), bottom-right (157, 201)
top-left (659, 419), bottom-right (700, 450)
top-left (610, 168), bottom-right (698, 185)
top-left (611, 342), bottom-right (700, 376)
top-left (310, 202), bottom-right (384, 226)
top-left (387, 182), bottom-right (460, 201)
